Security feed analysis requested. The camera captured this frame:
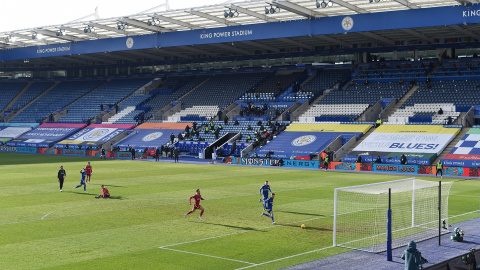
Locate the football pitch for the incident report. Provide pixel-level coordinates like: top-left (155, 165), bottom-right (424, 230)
top-left (1, 152), bottom-right (479, 270)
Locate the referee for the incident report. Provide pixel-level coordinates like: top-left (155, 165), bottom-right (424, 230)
top-left (57, 166), bottom-right (66, 192)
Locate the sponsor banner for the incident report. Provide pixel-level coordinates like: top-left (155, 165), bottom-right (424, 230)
top-left (0, 127), bottom-right (32, 138)
top-left (286, 123), bottom-right (371, 134)
top-left (332, 162), bottom-right (359, 171)
top-left (230, 157), bottom-right (319, 168)
top-left (372, 164), bottom-right (419, 174)
top-left (12, 126), bottom-right (83, 147)
top-left (65, 128), bottom-right (126, 142)
top-left (117, 151), bottom-right (132, 159)
top-left (443, 153), bottom-right (480, 161)
top-left (87, 123), bottom-right (135, 129)
top-left (441, 158), bottom-right (480, 168)
top-left (353, 132), bottom-right (455, 155)
top-left (16, 147), bottom-right (37, 153)
top-left (63, 149), bottom-right (86, 156)
top-left (37, 148), bottom-right (55, 155)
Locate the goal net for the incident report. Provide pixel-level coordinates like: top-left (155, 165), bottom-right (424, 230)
top-left (333, 178), bottom-right (453, 253)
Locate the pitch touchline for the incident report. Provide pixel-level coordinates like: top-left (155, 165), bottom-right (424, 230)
top-left (160, 247), bottom-right (256, 265)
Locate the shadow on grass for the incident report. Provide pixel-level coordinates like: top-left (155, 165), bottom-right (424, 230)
top-left (277, 210), bottom-right (326, 217)
top-left (0, 152), bottom-right (103, 166)
top-left (281, 223), bottom-right (332, 232)
top-left (203, 222), bottom-right (257, 231)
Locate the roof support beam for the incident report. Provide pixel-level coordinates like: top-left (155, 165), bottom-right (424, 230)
top-left (180, 46), bottom-right (217, 57)
top-left (330, 0), bottom-right (368, 14)
top-left (154, 15), bottom-right (202, 30)
top-left (313, 35), bottom-right (353, 48)
top-left (278, 38), bottom-right (312, 50)
top-left (120, 18), bottom-right (169, 33)
top-left (209, 43), bottom-right (250, 55)
top-left (400, 29), bottom-right (434, 43)
top-left (242, 40), bottom-right (281, 53)
top-left (229, 4), bottom-right (277, 22)
top-left (155, 48), bottom-right (189, 59)
top-left (34, 29), bottom-right (85, 42)
top-left (187, 10), bottom-right (239, 26)
top-left (449, 25), bottom-right (480, 41)
top-left (357, 32), bottom-right (395, 46)
top-left (272, 0), bottom-right (323, 18)
top-left (88, 22), bottom-right (127, 35)
top-left (392, 0), bottom-right (420, 9)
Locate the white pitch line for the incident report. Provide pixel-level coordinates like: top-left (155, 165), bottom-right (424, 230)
top-left (160, 247), bottom-right (255, 265)
top-left (233, 245), bottom-right (335, 270)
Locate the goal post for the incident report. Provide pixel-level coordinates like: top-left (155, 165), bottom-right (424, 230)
top-left (333, 178), bottom-right (453, 253)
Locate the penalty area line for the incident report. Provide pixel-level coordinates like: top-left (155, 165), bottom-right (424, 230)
top-left (233, 245), bottom-right (335, 270)
top-left (159, 247), bottom-right (256, 265)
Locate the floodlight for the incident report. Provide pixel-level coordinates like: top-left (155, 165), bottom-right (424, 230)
top-left (316, 0), bottom-right (320, 8)
top-left (328, 0), bottom-right (333, 7)
top-left (224, 11), bottom-right (229, 18)
top-left (32, 33), bottom-right (37, 39)
top-left (321, 0), bottom-right (328, 8)
top-left (265, 6), bottom-right (269, 14)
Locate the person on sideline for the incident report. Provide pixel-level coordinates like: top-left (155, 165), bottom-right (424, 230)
top-left (436, 161), bottom-right (443, 178)
top-left (401, 240), bottom-right (427, 270)
top-left (57, 165), bottom-right (67, 192)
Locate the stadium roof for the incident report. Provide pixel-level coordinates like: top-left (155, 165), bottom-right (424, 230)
top-left (0, 0), bottom-right (468, 49)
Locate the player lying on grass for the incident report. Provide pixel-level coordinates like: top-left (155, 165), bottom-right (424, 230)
top-left (184, 189), bottom-right (205, 221)
top-left (95, 185), bottom-right (110, 198)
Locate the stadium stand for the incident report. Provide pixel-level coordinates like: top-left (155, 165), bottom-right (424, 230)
top-left (58, 78), bottom-right (152, 123)
top-left (10, 80), bottom-right (105, 123)
top-left (0, 82), bottom-right (28, 111)
top-left (8, 82), bottom-right (54, 111)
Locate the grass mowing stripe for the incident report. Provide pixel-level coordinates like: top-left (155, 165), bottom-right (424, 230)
top-left (160, 247), bottom-right (256, 265)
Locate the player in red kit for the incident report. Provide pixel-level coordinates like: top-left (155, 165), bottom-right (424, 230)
top-left (85, 162), bottom-right (92, 184)
top-left (95, 185), bottom-right (110, 198)
top-left (184, 189), bottom-right (205, 221)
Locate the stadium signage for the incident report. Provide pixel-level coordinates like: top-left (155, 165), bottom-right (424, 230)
top-left (16, 147), bottom-right (36, 153)
top-left (373, 164), bottom-right (418, 174)
top-left (463, 10), bottom-right (480, 17)
top-left (63, 149), bottom-right (85, 156)
top-left (200, 29), bottom-right (253, 40)
top-left (353, 133), bottom-right (455, 155)
top-left (36, 46), bottom-right (71, 54)
top-left (283, 160), bottom-right (318, 168)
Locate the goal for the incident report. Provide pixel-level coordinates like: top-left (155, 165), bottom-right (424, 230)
top-left (333, 178), bottom-right (453, 253)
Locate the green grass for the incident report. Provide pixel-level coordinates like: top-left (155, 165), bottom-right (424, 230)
top-left (1, 152), bottom-right (479, 269)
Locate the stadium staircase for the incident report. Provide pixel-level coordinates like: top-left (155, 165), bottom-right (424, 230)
top-left (1, 82), bottom-right (33, 113)
top-left (340, 125), bottom-right (376, 162)
top-left (5, 81), bottom-right (60, 122)
top-left (433, 127), bottom-right (471, 164)
top-left (383, 84), bottom-right (419, 122)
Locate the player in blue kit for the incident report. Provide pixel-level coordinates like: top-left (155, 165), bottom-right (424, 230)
top-left (259, 180), bottom-right (272, 210)
top-left (261, 193), bottom-right (275, 224)
top-left (74, 168), bottom-right (87, 193)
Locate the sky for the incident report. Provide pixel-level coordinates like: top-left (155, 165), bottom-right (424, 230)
top-left (0, 0), bottom-right (230, 33)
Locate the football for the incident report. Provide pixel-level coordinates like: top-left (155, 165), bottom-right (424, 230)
top-left (301, 224), bottom-right (306, 229)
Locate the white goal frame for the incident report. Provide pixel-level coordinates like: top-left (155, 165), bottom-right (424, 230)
top-left (333, 177), bottom-right (452, 253)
